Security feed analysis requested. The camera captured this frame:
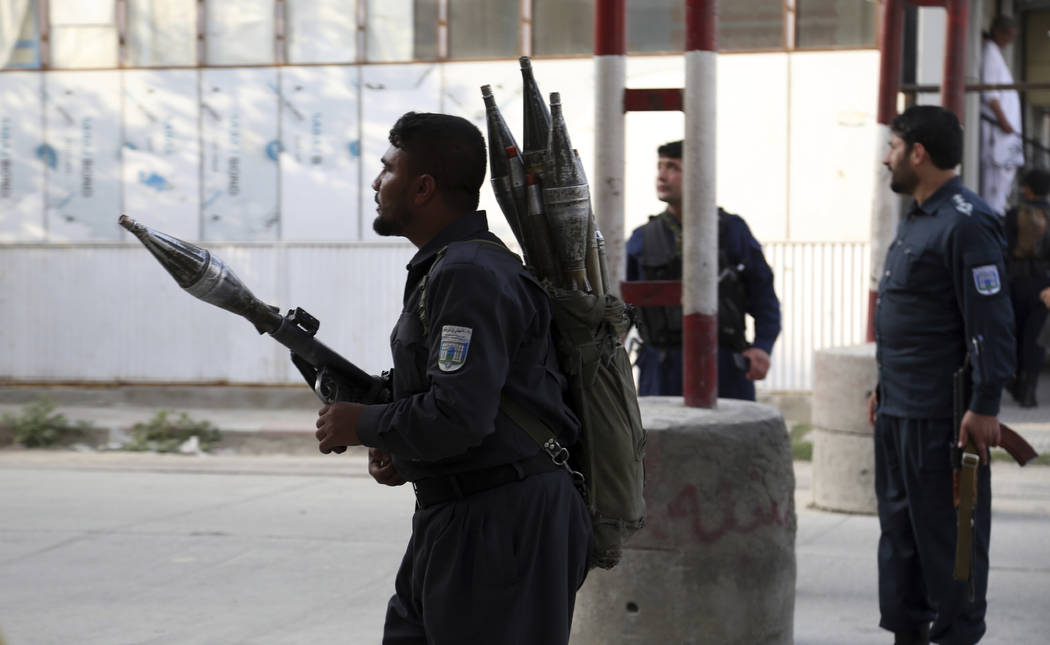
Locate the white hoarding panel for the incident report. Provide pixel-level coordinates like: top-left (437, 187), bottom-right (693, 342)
top-left (201, 67), bottom-right (280, 241)
top-left (359, 63), bottom-right (440, 240)
top-left (44, 71), bottom-right (123, 241)
top-left (0, 72), bottom-right (43, 241)
top-left (286, 0), bottom-right (357, 63)
top-left (127, 0), bottom-right (197, 67)
top-left (123, 69), bottom-right (200, 241)
top-left (279, 66), bottom-right (358, 241)
top-left (205, 0), bottom-right (275, 66)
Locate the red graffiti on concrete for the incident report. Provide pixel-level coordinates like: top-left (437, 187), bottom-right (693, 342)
top-left (647, 480), bottom-right (790, 545)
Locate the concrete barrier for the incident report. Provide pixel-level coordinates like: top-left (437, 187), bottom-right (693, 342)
top-left (810, 343), bottom-right (878, 514)
top-left (571, 398), bottom-right (795, 644)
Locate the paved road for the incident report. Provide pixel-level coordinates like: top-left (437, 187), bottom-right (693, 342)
top-left (1, 451), bottom-right (1048, 645)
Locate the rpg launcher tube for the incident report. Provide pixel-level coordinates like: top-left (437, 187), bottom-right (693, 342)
top-left (520, 56), bottom-right (551, 178)
top-left (481, 84), bottom-right (526, 250)
top-left (542, 92), bottom-right (591, 293)
top-left (119, 215), bottom-right (387, 407)
top-left (523, 173), bottom-right (560, 283)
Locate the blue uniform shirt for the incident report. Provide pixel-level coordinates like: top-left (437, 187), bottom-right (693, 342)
top-left (874, 176), bottom-right (1015, 418)
top-left (625, 209), bottom-right (781, 399)
top-left (357, 211), bottom-right (580, 482)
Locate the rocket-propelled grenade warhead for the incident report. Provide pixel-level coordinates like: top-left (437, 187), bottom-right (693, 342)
top-left (520, 57), bottom-right (551, 177)
top-left (523, 172), bottom-right (560, 282)
top-left (118, 215), bottom-right (282, 335)
top-left (481, 85), bottom-right (526, 250)
top-left (542, 92), bottom-right (591, 293)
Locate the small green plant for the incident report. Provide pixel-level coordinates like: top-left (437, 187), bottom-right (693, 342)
top-left (125, 410), bottom-right (221, 453)
top-left (1, 397), bottom-right (93, 448)
top-left (790, 423), bottom-right (813, 461)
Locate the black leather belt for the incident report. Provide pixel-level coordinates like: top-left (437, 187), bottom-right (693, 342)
top-left (412, 453), bottom-right (558, 509)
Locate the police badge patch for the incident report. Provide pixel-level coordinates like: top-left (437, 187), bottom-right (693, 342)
top-left (972, 265), bottom-right (1001, 295)
top-left (438, 325), bottom-right (472, 372)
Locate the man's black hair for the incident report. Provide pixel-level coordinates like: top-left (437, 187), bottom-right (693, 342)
top-left (1023, 167), bottom-right (1050, 197)
top-left (890, 105), bottom-right (963, 170)
top-left (657, 140), bottom-right (683, 159)
top-left (388, 112), bottom-right (486, 212)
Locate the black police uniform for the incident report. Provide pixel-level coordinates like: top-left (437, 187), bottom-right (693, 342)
top-left (357, 211), bottom-right (591, 645)
top-left (873, 176), bottom-right (1015, 644)
top-left (1003, 197), bottom-right (1050, 405)
top-left (625, 208), bottom-right (781, 400)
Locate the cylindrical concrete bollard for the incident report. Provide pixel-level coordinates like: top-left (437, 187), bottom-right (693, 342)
top-left (810, 343), bottom-right (878, 514)
top-left (571, 398), bottom-right (796, 644)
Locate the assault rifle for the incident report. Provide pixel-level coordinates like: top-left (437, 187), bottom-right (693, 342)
top-left (951, 351), bottom-right (1038, 589)
top-left (119, 216), bottom-right (391, 440)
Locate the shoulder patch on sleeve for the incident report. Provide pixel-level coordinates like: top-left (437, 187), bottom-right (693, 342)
top-left (972, 264), bottom-right (1001, 295)
top-left (952, 194), bottom-right (973, 215)
top-left (438, 325), bottom-right (472, 372)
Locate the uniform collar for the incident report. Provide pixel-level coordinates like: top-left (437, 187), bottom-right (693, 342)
top-left (406, 210), bottom-right (490, 275)
top-left (909, 175), bottom-right (963, 217)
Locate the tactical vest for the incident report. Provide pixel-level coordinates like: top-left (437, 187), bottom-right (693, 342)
top-left (1009, 201), bottom-right (1050, 280)
top-left (635, 210), bottom-right (748, 350)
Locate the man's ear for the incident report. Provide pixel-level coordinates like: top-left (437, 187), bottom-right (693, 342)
top-left (909, 142), bottom-right (928, 168)
top-left (412, 174), bottom-right (437, 207)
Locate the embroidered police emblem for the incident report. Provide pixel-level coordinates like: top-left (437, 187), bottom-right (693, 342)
top-left (952, 194), bottom-right (973, 215)
top-left (438, 325), bottom-right (472, 372)
top-left (972, 265), bottom-right (1001, 295)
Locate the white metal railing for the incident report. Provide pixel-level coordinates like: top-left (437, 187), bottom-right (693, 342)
top-left (0, 240), bottom-right (870, 392)
top-left (760, 240), bottom-right (871, 392)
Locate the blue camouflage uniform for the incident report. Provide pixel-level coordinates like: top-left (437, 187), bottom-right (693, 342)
top-left (357, 211), bottom-right (591, 645)
top-left (625, 208), bottom-right (781, 400)
top-left (873, 176), bottom-right (1015, 645)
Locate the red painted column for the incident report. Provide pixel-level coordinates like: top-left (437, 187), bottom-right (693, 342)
top-left (682, 0), bottom-right (718, 408)
top-left (942, 0), bottom-right (968, 122)
top-left (867, 0), bottom-right (905, 343)
top-left (594, 0), bottom-right (627, 296)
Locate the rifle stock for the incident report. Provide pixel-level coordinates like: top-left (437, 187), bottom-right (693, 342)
top-left (998, 423), bottom-right (1038, 466)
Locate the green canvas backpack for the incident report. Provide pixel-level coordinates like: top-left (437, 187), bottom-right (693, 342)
top-left (420, 242), bottom-right (646, 569)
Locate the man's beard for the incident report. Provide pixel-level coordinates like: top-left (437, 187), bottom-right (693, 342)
top-left (372, 204), bottom-right (411, 237)
top-left (889, 165), bottom-right (919, 195)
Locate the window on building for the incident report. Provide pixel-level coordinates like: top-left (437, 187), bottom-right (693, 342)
top-left (205, 0), bottom-right (276, 66)
top-left (448, 0), bottom-right (518, 59)
top-left (127, 0), bottom-right (197, 67)
top-left (624, 0), bottom-right (784, 53)
top-left (50, 0), bottom-right (119, 68)
top-left (534, 0), bottom-right (594, 56)
top-left (795, 0), bottom-right (877, 49)
top-left (367, 0), bottom-right (436, 62)
top-left (2, 0), bottom-right (41, 68)
top-left (286, 0), bottom-right (358, 63)
top-left (626, 0), bottom-right (683, 53)
top-left (720, 0), bottom-right (784, 51)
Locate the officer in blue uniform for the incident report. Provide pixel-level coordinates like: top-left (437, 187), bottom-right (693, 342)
top-left (626, 140), bottom-right (781, 400)
top-left (313, 112), bottom-right (591, 644)
top-left (867, 105), bottom-right (1015, 645)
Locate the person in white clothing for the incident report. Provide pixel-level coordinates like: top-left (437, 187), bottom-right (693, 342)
top-left (980, 15), bottom-right (1025, 215)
